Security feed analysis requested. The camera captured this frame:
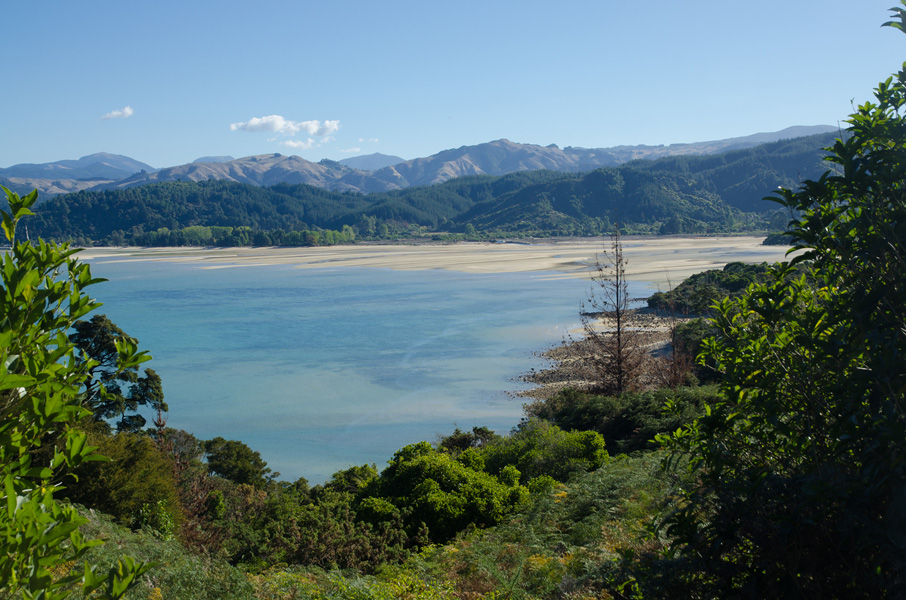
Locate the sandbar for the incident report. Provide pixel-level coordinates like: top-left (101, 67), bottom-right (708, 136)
top-left (77, 236), bottom-right (797, 288)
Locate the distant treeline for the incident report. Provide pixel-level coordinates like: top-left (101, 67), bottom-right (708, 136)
top-left (28, 132), bottom-right (839, 246)
top-left (131, 224), bottom-right (357, 247)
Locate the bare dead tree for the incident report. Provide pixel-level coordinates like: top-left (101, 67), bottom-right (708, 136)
top-left (579, 225), bottom-right (645, 395)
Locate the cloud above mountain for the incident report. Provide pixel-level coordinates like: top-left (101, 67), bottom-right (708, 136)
top-left (231, 115), bottom-right (340, 151)
top-left (280, 139), bottom-right (315, 149)
top-left (102, 106), bottom-right (133, 120)
top-left (230, 115), bottom-right (339, 137)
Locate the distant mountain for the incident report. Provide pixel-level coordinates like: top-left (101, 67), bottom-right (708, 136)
top-left (338, 153), bottom-right (405, 171)
top-left (0, 152), bottom-right (156, 180)
top-left (0, 177), bottom-right (106, 199)
top-left (99, 154), bottom-right (399, 194)
top-left (368, 139), bottom-right (621, 188)
top-left (0, 153), bottom-right (157, 202)
top-left (6, 125), bottom-right (839, 198)
top-left (192, 156), bottom-right (235, 164)
top-left (599, 125), bottom-right (840, 161)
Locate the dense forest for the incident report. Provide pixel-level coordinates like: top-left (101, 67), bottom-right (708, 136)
top-left (25, 131), bottom-right (838, 246)
top-left (3, 8), bottom-right (905, 599)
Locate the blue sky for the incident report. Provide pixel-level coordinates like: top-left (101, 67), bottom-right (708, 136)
top-left (2, 1), bottom-right (902, 168)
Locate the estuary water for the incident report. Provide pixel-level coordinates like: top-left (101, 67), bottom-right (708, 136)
top-left (84, 257), bottom-right (655, 483)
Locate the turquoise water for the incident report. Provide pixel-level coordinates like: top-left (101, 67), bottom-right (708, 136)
top-left (84, 258), bottom-right (655, 483)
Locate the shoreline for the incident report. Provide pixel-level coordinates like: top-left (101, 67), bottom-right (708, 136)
top-left (519, 307), bottom-right (694, 401)
top-left (78, 236), bottom-right (796, 288)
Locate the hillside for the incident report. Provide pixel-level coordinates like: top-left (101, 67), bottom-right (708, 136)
top-left (28, 131), bottom-right (838, 245)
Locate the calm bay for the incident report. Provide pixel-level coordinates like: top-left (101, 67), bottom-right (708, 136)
top-left (84, 255), bottom-right (657, 483)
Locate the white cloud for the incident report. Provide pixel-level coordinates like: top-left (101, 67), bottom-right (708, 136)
top-left (358, 137), bottom-right (379, 143)
top-left (230, 115), bottom-right (340, 137)
top-left (340, 147), bottom-right (361, 154)
top-left (102, 106), bottom-right (134, 120)
top-left (317, 121), bottom-right (341, 136)
top-left (280, 139), bottom-right (316, 149)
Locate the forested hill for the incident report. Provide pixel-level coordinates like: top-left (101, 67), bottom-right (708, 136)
top-left (627, 131), bottom-right (842, 211)
top-left (28, 132), bottom-right (839, 245)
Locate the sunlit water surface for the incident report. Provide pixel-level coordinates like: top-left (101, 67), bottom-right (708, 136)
top-left (85, 258), bottom-right (655, 483)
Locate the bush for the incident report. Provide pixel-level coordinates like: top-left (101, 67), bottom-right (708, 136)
top-left (65, 432), bottom-right (180, 528)
top-left (526, 387), bottom-right (714, 454)
top-left (376, 442), bottom-right (530, 543)
top-left (480, 418), bottom-right (608, 481)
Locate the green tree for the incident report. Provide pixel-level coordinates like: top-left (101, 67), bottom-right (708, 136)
top-left (204, 437), bottom-right (275, 488)
top-left (70, 314), bottom-right (166, 432)
top-left (654, 9), bottom-right (906, 597)
top-left (0, 186), bottom-right (151, 598)
top-left (376, 442), bottom-right (529, 543)
top-left (437, 426), bottom-right (499, 455)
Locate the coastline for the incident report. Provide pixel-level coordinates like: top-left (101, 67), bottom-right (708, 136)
top-left (77, 236), bottom-right (796, 288)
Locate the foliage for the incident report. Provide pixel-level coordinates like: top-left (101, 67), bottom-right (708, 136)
top-left (629, 130), bottom-right (840, 211)
top-left (480, 418), bottom-right (608, 482)
top-left (672, 318), bottom-right (719, 383)
top-left (436, 426), bottom-right (499, 455)
top-left (204, 436), bottom-right (276, 488)
top-left (526, 386), bottom-right (715, 454)
top-left (761, 231), bottom-right (794, 245)
top-left (215, 481), bottom-right (411, 572)
top-left (247, 564), bottom-right (454, 600)
top-left (412, 451), bottom-right (676, 599)
top-left (75, 509), bottom-right (254, 600)
top-left (64, 431), bottom-right (180, 529)
top-left (653, 11), bottom-right (906, 597)
top-left (374, 442), bottom-right (530, 544)
top-left (646, 261), bottom-right (773, 314)
top-left (0, 186), bottom-right (151, 598)
top-left (70, 314), bottom-right (166, 432)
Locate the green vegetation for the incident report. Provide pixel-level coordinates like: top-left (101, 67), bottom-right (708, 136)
top-left (642, 12), bottom-right (906, 596)
top-left (70, 314), bottom-right (166, 432)
top-left (0, 186), bottom-right (151, 598)
top-left (646, 261), bottom-right (774, 314)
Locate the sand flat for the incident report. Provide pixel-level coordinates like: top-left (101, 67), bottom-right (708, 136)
top-left (77, 236), bottom-right (797, 287)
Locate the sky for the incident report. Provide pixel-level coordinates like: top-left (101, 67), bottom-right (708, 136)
top-left (2, 1), bottom-right (902, 169)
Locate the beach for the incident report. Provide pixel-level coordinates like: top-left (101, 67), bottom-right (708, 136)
top-left (78, 236), bottom-right (795, 287)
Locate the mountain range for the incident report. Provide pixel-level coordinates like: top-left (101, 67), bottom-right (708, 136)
top-left (0, 125), bottom-right (837, 199)
top-left (27, 130), bottom-right (841, 245)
